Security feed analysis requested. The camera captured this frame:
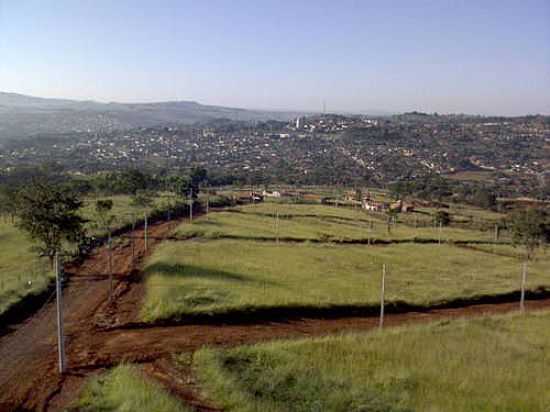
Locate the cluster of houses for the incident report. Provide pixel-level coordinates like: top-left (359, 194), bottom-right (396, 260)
top-left (228, 188), bottom-right (416, 214)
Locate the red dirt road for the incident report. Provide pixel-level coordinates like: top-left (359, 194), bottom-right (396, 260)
top-left (0, 220), bottom-right (175, 411)
top-left (0, 216), bottom-right (549, 411)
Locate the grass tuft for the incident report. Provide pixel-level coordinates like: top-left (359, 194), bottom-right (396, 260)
top-left (73, 364), bottom-right (191, 412)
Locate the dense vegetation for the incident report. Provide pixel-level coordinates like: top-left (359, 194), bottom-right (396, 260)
top-left (193, 311), bottom-right (550, 411)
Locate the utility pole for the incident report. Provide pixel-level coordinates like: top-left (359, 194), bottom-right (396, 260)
top-left (54, 252), bottom-right (66, 374)
top-left (144, 212), bottom-right (148, 251)
top-left (520, 262), bottom-right (528, 313)
top-left (108, 235), bottom-right (113, 302)
top-left (438, 221), bottom-right (442, 245)
top-left (275, 210), bottom-right (280, 244)
top-left (206, 193), bottom-right (209, 220)
top-left (379, 264), bottom-right (386, 328)
top-left (189, 188), bottom-right (193, 223)
top-left (131, 214), bottom-right (136, 260)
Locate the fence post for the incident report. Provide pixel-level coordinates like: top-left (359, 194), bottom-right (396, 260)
top-left (144, 213), bottom-right (148, 251)
top-left (108, 235), bottom-right (113, 302)
top-left (520, 262), bottom-right (527, 313)
top-left (129, 215), bottom-right (136, 261)
top-left (379, 263), bottom-right (386, 328)
top-left (188, 188), bottom-right (194, 223)
top-left (55, 252), bottom-right (66, 374)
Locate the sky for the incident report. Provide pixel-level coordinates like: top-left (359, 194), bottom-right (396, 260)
top-left (0, 0), bottom-right (549, 115)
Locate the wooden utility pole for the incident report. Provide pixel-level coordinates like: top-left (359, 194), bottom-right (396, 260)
top-left (144, 212), bottom-right (148, 251)
top-left (438, 221), bottom-right (442, 245)
top-left (275, 210), bottom-right (280, 244)
top-left (189, 189), bottom-right (193, 223)
top-left (131, 214), bottom-right (136, 260)
top-left (206, 194), bottom-right (209, 220)
top-left (520, 262), bottom-right (527, 313)
top-left (54, 252), bottom-right (66, 374)
top-left (379, 264), bottom-right (386, 328)
top-left (108, 235), bottom-right (113, 302)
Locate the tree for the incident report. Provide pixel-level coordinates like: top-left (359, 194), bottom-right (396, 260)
top-left (509, 208), bottom-right (550, 260)
top-left (16, 181), bottom-right (86, 265)
top-left (189, 167), bottom-right (208, 198)
top-left (170, 176), bottom-right (191, 200)
top-left (95, 199), bottom-right (116, 237)
top-left (434, 210), bottom-right (451, 227)
top-left (472, 188), bottom-right (496, 210)
top-left (0, 186), bottom-right (18, 223)
top-left (131, 190), bottom-right (154, 209)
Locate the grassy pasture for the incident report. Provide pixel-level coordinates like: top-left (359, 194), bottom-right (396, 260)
top-left (72, 364), bottom-right (190, 412)
top-left (175, 203), bottom-right (495, 243)
top-left (193, 310), bottom-right (550, 412)
top-left (141, 239), bottom-right (550, 322)
top-left (0, 194), bottom-right (168, 316)
top-left (81, 194), bottom-right (168, 236)
top-left (0, 221), bottom-right (53, 316)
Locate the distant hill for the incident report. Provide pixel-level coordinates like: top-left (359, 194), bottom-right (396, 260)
top-left (0, 92), bottom-right (305, 140)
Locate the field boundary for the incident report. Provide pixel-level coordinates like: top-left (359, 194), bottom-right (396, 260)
top-left (109, 286), bottom-right (550, 329)
top-left (170, 232), bottom-right (511, 247)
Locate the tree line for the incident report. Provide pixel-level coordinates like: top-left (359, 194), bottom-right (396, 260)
top-left (0, 165), bottom-right (211, 265)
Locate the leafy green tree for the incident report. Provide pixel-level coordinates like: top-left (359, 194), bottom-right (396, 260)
top-left (509, 208), bottom-right (550, 260)
top-left (189, 167), bottom-right (208, 198)
top-left (16, 181), bottom-right (86, 265)
top-left (0, 186), bottom-right (19, 223)
top-left (131, 190), bottom-right (154, 209)
top-left (434, 210), bottom-right (451, 227)
top-left (95, 199), bottom-right (116, 237)
top-left (170, 176), bottom-right (191, 199)
top-left (472, 188), bottom-right (496, 209)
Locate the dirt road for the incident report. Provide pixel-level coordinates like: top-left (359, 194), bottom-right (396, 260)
top-left (0, 216), bottom-right (549, 411)
top-left (0, 220), bottom-right (175, 411)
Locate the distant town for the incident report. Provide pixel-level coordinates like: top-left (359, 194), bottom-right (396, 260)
top-left (1, 113), bottom-right (549, 198)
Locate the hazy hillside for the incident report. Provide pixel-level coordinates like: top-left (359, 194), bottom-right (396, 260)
top-left (0, 92), bottom-right (303, 140)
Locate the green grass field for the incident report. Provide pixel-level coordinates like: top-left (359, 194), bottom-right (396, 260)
top-left (0, 194), bottom-right (168, 316)
top-left (81, 194), bottom-right (168, 236)
top-left (175, 203), bottom-right (496, 243)
top-left (0, 220), bottom-right (53, 316)
top-left (72, 364), bottom-right (190, 412)
top-left (141, 239), bottom-right (550, 322)
top-left (193, 310), bottom-right (550, 412)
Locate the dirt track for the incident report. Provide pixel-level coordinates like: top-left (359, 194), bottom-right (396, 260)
top-left (0, 216), bottom-right (549, 411)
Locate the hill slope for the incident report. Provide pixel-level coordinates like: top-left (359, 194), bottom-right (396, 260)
top-left (0, 92), bottom-right (303, 140)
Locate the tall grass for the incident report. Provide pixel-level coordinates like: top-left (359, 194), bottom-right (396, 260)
top-left (193, 311), bottom-right (550, 412)
top-left (80, 194), bottom-right (166, 236)
top-left (73, 364), bottom-right (190, 412)
top-left (0, 194), bottom-right (163, 316)
top-left (175, 204), bottom-right (494, 243)
top-left (0, 221), bottom-right (53, 315)
top-left (141, 239), bottom-right (550, 321)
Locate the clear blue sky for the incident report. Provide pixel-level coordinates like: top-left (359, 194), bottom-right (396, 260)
top-left (0, 0), bottom-right (548, 115)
